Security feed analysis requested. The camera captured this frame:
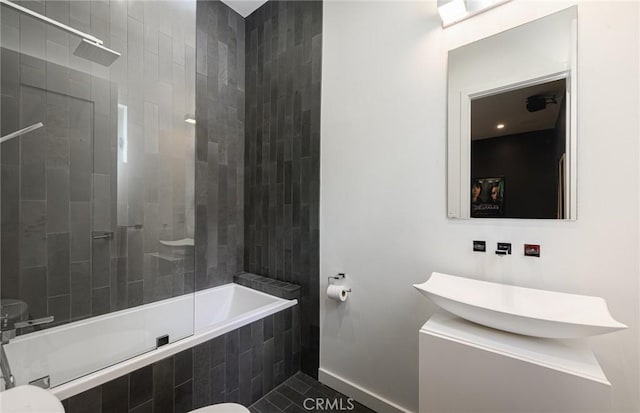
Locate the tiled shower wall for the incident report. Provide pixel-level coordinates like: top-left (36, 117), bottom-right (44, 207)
top-left (244, 0), bottom-right (322, 377)
top-left (194, 0), bottom-right (245, 290)
top-left (0, 0), bottom-right (196, 327)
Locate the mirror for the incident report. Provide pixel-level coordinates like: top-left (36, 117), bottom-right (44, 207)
top-left (447, 7), bottom-right (577, 219)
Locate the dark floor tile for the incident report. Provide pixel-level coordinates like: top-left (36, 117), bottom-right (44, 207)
top-left (253, 398), bottom-right (283, 413)
top-left (250, 374), bottom-right (378, 413)
top-left (303, 381), bottom-right (338, 399)
top-left (283, 404), bottom-right (306, 413)
top-left (283, 376), bottom-right (309, 394)
top-left (275, 385), bottom-right (306, 409)
top-left (265, 390), bottom-right (292, 411)
top-left (293, 372), bottom-right (317, 388)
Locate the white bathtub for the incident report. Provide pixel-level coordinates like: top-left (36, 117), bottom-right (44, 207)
top-left (3, 283), bottom-right (297, 400)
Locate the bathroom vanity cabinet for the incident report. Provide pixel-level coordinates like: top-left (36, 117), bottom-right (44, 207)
top-left (419, 312), bottom-right (611, 413)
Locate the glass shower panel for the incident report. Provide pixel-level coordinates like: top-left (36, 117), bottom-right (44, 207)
top-left (0, 0), bottom-right (195, 389)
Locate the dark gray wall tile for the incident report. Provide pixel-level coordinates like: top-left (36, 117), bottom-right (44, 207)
top-left (46, 168), bottom-right (70, 233)
top-left (127, 280), bottom-right (143, 308)
top-left (244, 0), bottom-right (321, 378)
top-left (175, 380), bottom-right (193, 413)
top-left (92, 239), bottom-right (111, 289)
top-left (239, 349), bottom-right (253, 406)
top-left (130, 400), bottom-right (153, 413)
top-left (47, 232), bottom-right (70, 296)
top-left (102, 376), bottom-right (129, 413)
top-left (70, 202), bottom-right (90, 261)
top-left (194, 0), bottom-right (245, 290)
top-left (66, 386), bottom-right (101, 413)
top-left (192, 342), bottom-right (211, 409)
top-left (129, 365), bottom-right (153, 409)
top-left (69, 98), bottom-right (92, 202)
top-left (175, 349), bottom-right (193, 386)
top-left (48, 294), bottom-right (70, 325)
top-left (210, 334), bottom-right (226, 367)
top-left (210, 362), bottom-right (226, 401)
top-left (20, 200), bottom-right (46, 268)
top-left (153, 357), bottom-right (174, 413)
top-left (92, 286), bottom-right (110, 316)
top-left (70, 261), bottom-right (91, 319)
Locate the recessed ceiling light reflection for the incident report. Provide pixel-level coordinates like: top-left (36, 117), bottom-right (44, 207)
top-left (496, 124), bottom-right (505, 129)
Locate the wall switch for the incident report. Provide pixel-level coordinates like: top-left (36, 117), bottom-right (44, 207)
top-left (473, 241), bottom-right (486, 252)
top-left (496, 242), bottom-right (512, 255)
top-left (524, 244), bottom-right (540, 257)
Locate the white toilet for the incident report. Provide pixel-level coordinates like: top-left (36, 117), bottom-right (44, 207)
top-left (190, 403), bottom-right (250, 413)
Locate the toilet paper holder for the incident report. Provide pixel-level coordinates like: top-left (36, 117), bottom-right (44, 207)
top-left (328, 273), bottom-right (352, 292)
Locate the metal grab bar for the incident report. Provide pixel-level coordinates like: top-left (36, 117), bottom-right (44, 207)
top-left (0, 122), bottom-right (43, 143)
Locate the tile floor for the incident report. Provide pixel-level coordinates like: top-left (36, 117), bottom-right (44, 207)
top-left (249, 373), bottom-right (376, 413)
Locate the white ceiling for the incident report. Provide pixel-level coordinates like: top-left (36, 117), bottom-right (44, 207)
top-left (471, 79), bottom-right (565, 140)
top-left (220, 0), bottom-right (268, 17)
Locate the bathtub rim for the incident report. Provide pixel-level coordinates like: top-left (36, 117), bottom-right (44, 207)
top-left (48, 283), bottom-right (297, 401)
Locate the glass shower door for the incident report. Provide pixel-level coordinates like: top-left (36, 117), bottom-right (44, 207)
top-left (0, 0), bottom-right (196, 389)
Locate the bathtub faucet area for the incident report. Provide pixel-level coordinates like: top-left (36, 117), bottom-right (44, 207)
top-left (0, 339), bottom-right (15, 390)
top-left (1, 316), bottom-right (54, 390)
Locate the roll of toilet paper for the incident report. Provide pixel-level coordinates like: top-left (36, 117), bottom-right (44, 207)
top-left (327, 284), bottom-right (349, 302)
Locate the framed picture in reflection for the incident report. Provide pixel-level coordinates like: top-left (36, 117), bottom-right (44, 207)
top-left (471, 177), bottom-right (505, 218)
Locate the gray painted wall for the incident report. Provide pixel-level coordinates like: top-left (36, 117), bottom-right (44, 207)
top-left (244, 0), bottom-right (322, 377)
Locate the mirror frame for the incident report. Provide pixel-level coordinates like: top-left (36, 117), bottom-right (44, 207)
top-left (447, 7), bottom-right (578, 220)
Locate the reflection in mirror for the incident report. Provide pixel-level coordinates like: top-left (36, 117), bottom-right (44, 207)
top-left (471, 78), bottom-right (566, 219)
top-left (446, 6), bottom-right (577, 220)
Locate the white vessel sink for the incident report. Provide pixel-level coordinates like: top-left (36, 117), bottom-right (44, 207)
top-left (414, 272), bottom-right (627, 338)
top-left (0, 385), bottom-right (64, 413)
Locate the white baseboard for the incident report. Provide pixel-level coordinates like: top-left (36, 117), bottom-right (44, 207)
top-left (318, 368), bottom-right (415, 413)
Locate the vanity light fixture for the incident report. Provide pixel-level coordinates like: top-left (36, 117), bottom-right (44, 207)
top-left (437, 0), bottom-right (467, 26)
top-left (184, 115), bottom-right (196, 125)
top-left (437, 0), bottom-right (511, 27)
